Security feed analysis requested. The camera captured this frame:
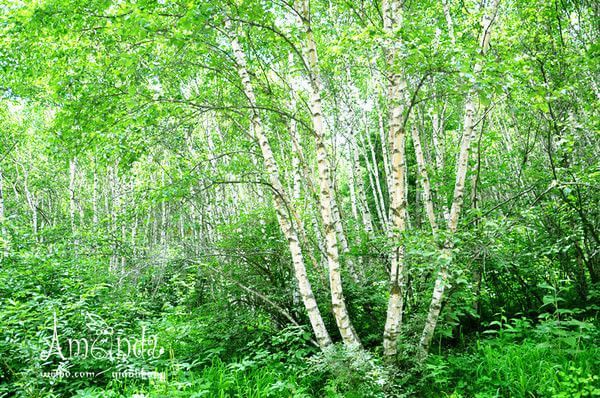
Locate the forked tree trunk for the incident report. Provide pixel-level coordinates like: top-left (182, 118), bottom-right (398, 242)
top-left (229, 21), bottom-right (332, 349)
top-left (382, 0), bottom-right (409, 360)
top-left (295, 0), bottom-right (361, 347)
top-left (419, 0), bottom-right (500, 358)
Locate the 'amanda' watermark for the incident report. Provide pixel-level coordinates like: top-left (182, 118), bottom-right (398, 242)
top-left (38, 311), bottom-right (167, 380)
top-left (40, 311), bottom-right (165, 361)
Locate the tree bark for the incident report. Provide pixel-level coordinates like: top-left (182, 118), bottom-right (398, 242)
top-left (295, 0), bottom-right (362, 347)
top-left (69, 158), bottom-right (77, 233)
top-left (441, 0), bottom-right (456, 45)
top-left (382, 0), bottom-right (409, 360)
top-left (229, 20), bottom-right (332, 349)
top-left (0, 169), bottom-right (7, 257)
top-left (21, 165), bottom-right (38, 239)
top-left (419, 0), bottom-right (500, 358)
top-left (351, 141), bottom-right (375, 235)
top-left (92, 159), bottom-right (98, 227)
top-left (411, 121), bottom-right (438, 235)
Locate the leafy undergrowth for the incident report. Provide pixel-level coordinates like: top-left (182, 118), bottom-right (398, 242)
top-left (419, 317), bottom-right (600, 397)
top-left (2, 254), bottom-right (599, 397)
top-left (71, 358), bottom-right (312, 398)
top-left (41, 326), bottom-right (600, 398)
top-left (60, 344), bottom-right (391, 398)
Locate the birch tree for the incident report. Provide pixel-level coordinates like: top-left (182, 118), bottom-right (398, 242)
top-left (228, 19), bottom-right (332, 349)
top-left (419, 0), bottom-right (501, 357)
top-left (0, 168), bottom-right (7, 257)
top-left (382, 0), bottom-right (409, 359)
top-left (294, 0), bottom-right (362, 347)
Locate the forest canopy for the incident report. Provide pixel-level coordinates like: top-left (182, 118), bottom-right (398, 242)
top-left (0, 0), bottom-right (599, 396)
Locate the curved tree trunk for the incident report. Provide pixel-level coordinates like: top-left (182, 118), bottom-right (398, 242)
top-left (295, 0), bottom-right (361, 347)
top-left (229, 21), bottom-right (332, 349)
top-left (419, 0), bottom-right (501, 358)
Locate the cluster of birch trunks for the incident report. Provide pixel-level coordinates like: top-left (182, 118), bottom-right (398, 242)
top-left (227, 0), bottom-right (501, 358)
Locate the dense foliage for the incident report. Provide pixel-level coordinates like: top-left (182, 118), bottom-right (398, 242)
top-left (0, 0), bottom-right (598, 396)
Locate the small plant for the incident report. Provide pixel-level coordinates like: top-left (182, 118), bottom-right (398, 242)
top-left (306, 344), bottom-right (389, 398)
top-left (550, 366), bottom-right (600, 398)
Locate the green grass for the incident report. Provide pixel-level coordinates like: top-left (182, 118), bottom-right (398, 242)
top-left (72, 358), bottom-right (311, 398)
top-left (422, 333), bottom-right (600, 397)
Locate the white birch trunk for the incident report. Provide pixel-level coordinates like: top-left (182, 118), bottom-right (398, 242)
top-left (92, 161), bottom-right (98, 226)
top-left (160, 167), bottom-right (167, 246)
top-left (360, 138), bottom-right (387, 227)
top-left (131, 212), bottom-right (138, 257)
top-left (294, 0), bottom-right (361, 346)
top-left (441, 0), bottom-right (456, 45)
top-left (229, 21), bottom-right (332, 349)
top-left (69, 158), bottom-right (76, 233)
top-left (22, 166), bottom-right (38, 238)
top-left (377, 101), bottom-right (393, 192)
top-left (348, 156), bottom-right (359, 221)
top-left (330, 179), bottom-right (359, 282)
top-left (108, 165), bottom-right (117, 271)
top-left (382, 0), bottom-right (409, 359)
top-left (411, 122), bottom-right (438, 235)
top-left (352, 142), bottom-right (375, 234)
top-left (419, 0), bottom-right (500, 358)
top-left (290, 97), bottom-right (302, 201)
top-left (0, 169), bottom-right (7, 257)
top-left (364, 112), bottom-right (389, 226)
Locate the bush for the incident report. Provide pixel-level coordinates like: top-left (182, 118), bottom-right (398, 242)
top-left (305, 344), bottom-right (391, 398)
